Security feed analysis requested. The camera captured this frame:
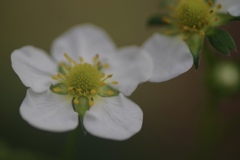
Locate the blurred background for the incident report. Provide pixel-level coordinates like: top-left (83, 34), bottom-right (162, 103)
top-left (0, 0), bottom-right (240, 159)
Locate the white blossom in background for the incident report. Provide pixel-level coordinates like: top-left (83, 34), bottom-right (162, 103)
top-left (144, 0), bottom-right (240, 72)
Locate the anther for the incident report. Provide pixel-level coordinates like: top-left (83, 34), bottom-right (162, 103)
top-left (103, 63), bottom-right (109, 69)
top-left (100, 73), bottom-right (105, 78)
top-left (107, 90), bottom-right (114, 96)
top-left (64, 53), bottom-right (72, 63)
top-left (112, 81), bottom-right (118, 85)
top-left (97, 61), bottom-right (101, 67)
top-left (200, 31), bottom-right (205, 37)
top-left (79, 57), bottom-right (84, 63)
top-left (68, 87), bottom-right (73, 91)
top-left (162, 17), bottom-right (171, 24)
top-left (52, 75), bottom-right (58, 80)
top-left (93, 54), bottom-right (99, 62)
top-left (209, 10), bottom-right (214, 14)
top-left (57, 73), bottom-right (63, 78)
top-left (59, 63), bottom-right (70, 70)
top-left (89, 100), bottom-right (94, 107)
top-left (91, 89), bottom-right (97, 95)
top-left (217, 4), bottom-right (222, 10)
top-left (100, 82), bottom-right (105, 86)
top-left (73, 98), bottom-right (79, 105)
top-left (53, 87), bottom-right (60, 92)
top-left (208, 1), bottom-right (212, 6)
top-left (107, 74), bottom-right (113, 78)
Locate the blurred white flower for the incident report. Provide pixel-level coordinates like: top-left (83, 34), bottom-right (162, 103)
top-left (144, 0), bottom-right (240, 72)
top-left (11, 24), bottom-right (153, 140)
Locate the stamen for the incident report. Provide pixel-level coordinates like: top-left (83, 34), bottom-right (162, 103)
top-left (209, 10), bottom-right (214, 14)
top-left (107, 74), bottom-right (113, 78)
top-left (91, 89), bottom-right (96, 95)
top-left (51, 53), bottom-right (118, 106)
top-left (200, 31), bottom-right (205, 37)
top-left (59, 62), bottom-right (70, 70)
top-left (107, 90), bottom-right (114, 96)
top-left (79, 57), bottom-right (84, 63)
top-left (93, 54), bottom-right (99, 63)
top-left (64, 53), bottom-right (72, 63)
top-left (73, 98), bottom-right (79, 105)
top-left (89, 100), bottom-right (94, 107)
top-left (57, 73), bottom-right (63, 78)
top-left (217, 4), bottom-right (222, 10)
top-left (52, 75), bottom-right (58, 80)
top-left (100, 73), bottom-right (105, 78)
top-left (100, 82), bottom-right (105, 86)
top-left (112, 81), bottom-right (118, 85)
top-left (68, 87), bottom-right (73, 91)
top-left (208, 1), bottom-right (212, 6)
top-left (97, 61), bottom-right (101, 67)
top-left (162, 17), bottom-right (171, 24)
top-left (53, 87), bottom-right (60, 92)
top-left (103, 63), bottom-right (109, 69)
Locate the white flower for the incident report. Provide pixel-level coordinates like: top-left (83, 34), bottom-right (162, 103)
top-left (11, 24), bottom-right (153, 140)
top-left (217, 0), bottom-right (240, 17)
top-left (143, 0), bottom-right (240, 78)
top-left (142, 34), bottom-right (193, 82)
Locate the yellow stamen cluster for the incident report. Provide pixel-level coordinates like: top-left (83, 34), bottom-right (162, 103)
top-left (51, 53), bottom-right (118, 107)
top-left (163, 0), bottom-right (223, 40)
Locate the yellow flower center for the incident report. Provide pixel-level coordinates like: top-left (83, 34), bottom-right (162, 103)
top-left (163, 0), bottom-right (223, 39)
top-left (177, 0), bottom-right (210, 30)
top-left (51, 53), bottom-right (118, 107)
top-left (67, 63), bottom-right (101, 94)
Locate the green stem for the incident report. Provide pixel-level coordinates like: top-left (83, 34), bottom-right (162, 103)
top-left (193, 42), bottom-right (221, 160)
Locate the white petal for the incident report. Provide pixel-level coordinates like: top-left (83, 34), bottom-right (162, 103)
top-left (83, 94), bottom-right (143, 140)
top-left (105, 46), bottom-right (153, 96)
top-left (20, 89), bottom-right (79, 132)
top-left (228, 5), bottom-right (240, 16)
top-left (217, 0), bottom-right (240, 16)
top-left (11, 46), bottom-right (57, 93)
top-left (142, 34), bottom-right (193, 82)
top-left (51, 24), bottom-right (116, 63)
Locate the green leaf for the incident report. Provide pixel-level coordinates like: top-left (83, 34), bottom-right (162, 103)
top-left (208, 29), bottom-right (236, 54)
top-left (73, 96), bottom-right (90, 117)
top-left (98, 85), bottom-right (119, 97)
top-left (186, 34), bottom-right (205, 69)
top-left (50, 83), bottom-right (68, 95)
top-left (147, 15), bottom-right (169, 26)
top-left (232, 16), bottom-right (240, 21)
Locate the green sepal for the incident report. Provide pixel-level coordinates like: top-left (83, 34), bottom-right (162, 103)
top-left (186, 34), bottom-right (205, 69)
top-left (232, 16), bottom-right (240, 21)
top-left (98, 85), bottom-right (119, 97)
top-left (147, 15), bottom-right (169, 26)
top-left (58, 63), bottom-right (68, 76)
top-left (73, 96), bottom-right (90, 117)
top-left (212, 13), bottom-right (235, 27)
top-left (50, 83), bottom-right (68, 95)
top-left (207, 29), bottom-right (236, 54)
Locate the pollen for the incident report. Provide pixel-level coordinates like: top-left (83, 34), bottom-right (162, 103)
top-left (53, 87), bottom-right (60, 92)
top-left (51, 53), bottom-right (119, 107)
top-left (164, 0), bottom-right (224, 40)
top-left (176, 0), bottom-right (210, 31)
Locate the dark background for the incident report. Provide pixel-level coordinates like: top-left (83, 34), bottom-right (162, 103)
top-left (0, 0), bottom-right (240, 159)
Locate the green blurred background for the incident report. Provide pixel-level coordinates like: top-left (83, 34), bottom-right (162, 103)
top-left (0, 0), bottom-right (240, 159)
